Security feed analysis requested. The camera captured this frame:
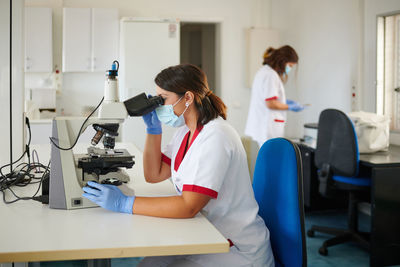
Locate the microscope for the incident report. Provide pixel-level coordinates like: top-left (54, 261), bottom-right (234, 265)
top-left (49, 61), bottom-right (163, 209)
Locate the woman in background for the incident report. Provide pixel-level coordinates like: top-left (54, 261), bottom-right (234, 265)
top-left (245, 45), bottom-right (303, 147)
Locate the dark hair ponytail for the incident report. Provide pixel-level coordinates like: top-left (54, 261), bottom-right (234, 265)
top-left (262, 45), bottom-right (299, 80)
top-left (155, 64), bottom-right (227, 125)
top-left (196, 90), bottom-right (227, 124)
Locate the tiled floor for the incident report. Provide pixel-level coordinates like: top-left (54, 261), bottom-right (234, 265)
top-left (305, 210), bottom-right (370, 267)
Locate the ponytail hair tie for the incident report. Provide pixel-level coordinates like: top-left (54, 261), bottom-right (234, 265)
top-left (206, 90), bottom-right (213, 97)
top-left (263, 48), bottom-right (275, 59)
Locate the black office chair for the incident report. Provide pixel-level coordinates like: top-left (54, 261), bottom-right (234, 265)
top-left (307, 109), bottom-right (371, 256)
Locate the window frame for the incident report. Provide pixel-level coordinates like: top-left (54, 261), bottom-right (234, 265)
top-left (376, 12), bottom-right (400, 132)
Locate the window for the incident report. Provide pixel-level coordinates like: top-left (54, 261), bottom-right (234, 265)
top-left (377, 13), bottom-right (400, 131)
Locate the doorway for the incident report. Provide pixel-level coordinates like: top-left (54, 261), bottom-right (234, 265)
top-left (180, 22), bottom-right (219, 95)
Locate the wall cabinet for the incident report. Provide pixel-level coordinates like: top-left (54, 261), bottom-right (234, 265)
top-left (62, 8), bottom-right (119, 72)
top-left (25, 7), bottom-right (53, 72)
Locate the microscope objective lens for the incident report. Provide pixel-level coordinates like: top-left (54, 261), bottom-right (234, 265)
top-left (91, 131), bottom-right (103, 146)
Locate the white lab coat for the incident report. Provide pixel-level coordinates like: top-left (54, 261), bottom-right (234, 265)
top-left (245, 65), bottom-right (287, 147)
top-left (149, 117), bottom-right (274, 267)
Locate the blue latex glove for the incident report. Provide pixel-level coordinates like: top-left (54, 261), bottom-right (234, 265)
top-left (287, 101), bottom-right (304, 112)
top-left (286, 99), bottom-right (296, 105)
top-left (82, 181), bottom-right (135, 214)
top-left (143, 109), bottom-right (162, 134)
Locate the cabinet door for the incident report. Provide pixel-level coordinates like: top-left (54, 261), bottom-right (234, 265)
top-left (91, 8), bottom-right (119, 72)
top-left (25, 7), bottom-right (52, 72)
top-left (62, 8), bottom-right (91, 72)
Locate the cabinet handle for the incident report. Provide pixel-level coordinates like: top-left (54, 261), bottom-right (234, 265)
top-left (93, 57), bottom-right (96, 70)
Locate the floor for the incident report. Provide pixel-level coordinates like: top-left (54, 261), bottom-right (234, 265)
top-left (26, 210), bottom-right (374, 267)
top-left (305, 210), bottom-right (370, 267)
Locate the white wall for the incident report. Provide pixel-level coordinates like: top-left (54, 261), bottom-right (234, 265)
top-left (270, 0), bottom-right (363, 139)
top-left (25, 0), bottom-right (271, 136)
top-left (0, 0), bottom-right (25, 167)
top-left (26, 0), bottom-right (397, 142)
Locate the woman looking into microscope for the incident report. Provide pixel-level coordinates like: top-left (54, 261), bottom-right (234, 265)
top-left (83, 64), bottom-right (274, 267)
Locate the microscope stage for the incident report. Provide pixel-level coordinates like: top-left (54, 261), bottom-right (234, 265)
top-left (78, 147), bottom-right (135, 174)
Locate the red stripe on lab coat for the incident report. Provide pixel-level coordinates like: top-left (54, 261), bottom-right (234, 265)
top-left (174, 125), bottom-right (204, 172)
top-left (182, 184), bottom-right (218, 199)
top-left (161, 153), bottom-right (171, 166)
top-left (274, 119), bottom-right (285, 123)
top-left (265, 96), bottom-right (278, 101)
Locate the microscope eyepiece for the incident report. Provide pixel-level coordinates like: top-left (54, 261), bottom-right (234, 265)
top-left (149, 95), bottom-right (164, 106)
top-left (123, 93), bottom-right (164, 116)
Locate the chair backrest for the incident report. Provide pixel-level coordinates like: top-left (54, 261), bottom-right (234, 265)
top-left (253, 138), bottom-right (306, 267)
top-left (315, 109), bottom-right (359, 177)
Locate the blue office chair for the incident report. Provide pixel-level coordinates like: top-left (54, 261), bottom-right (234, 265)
top-left (253, 138), bottom-right (307, 267)
top-left (307, 109), bottom-right (371, 255)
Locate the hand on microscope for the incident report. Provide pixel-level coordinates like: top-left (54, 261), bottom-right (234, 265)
top-left (82, 181), bottom-right (135, 214)
top-left (142, 95), bottom-right (162, 135)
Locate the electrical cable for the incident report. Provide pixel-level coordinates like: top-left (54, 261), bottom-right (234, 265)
top-left (0, 116), bottom-right (50, 204)
top-left (9, 0), bottom-right (13, 173)
top-left (0, 117), bottom-right (31, 178)
top-left (1, 160), bottom-right (50, 204)
top-left (49, 97), bottom-right (104, 150)
top-left (32, 149), bottom-right (41, 173)
top-left (113, 60), bottom-right (119, 71)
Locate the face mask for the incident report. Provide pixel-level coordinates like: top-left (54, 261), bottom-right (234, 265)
top-left (285, 65), bottom-right (292, 75)
top-left (155, 96), bottom-right (189, 127)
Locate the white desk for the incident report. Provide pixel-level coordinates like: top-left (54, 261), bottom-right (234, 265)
top-left (0, 143), bottom-right (229, 263)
